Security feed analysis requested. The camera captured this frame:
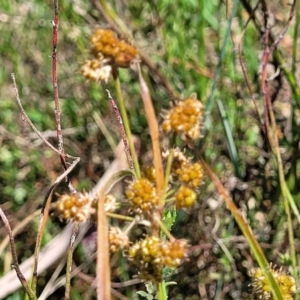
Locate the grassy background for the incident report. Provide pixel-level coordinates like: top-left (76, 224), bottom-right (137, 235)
top-left (0, 0), bottom-right (300, 299)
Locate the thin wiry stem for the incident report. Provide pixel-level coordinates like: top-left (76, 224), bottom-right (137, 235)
top-left (51, 0), bottom-right (77, 195)
top-left (106, 89), bottom-right (133, 171)
top-left (258, 0), bottom-right (297, 281)
top-left (114, 78), bottom-right (141, 178)
top-left (52, 0), bottom-right (64, 156)
top-left (11, 73), bottom-right (61, 156)
top-left (0, 209), bottom-right (37, 300)
top-left (292, 0), bottom-right (300, 74)
top-left (64, 222), bottom-right (80, 300)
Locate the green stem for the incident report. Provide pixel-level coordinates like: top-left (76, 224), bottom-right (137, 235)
top-left (156, 218), bottom-right (174, 241)
top-left (157, 281), bottom-right (167, 300)
top-left (164, 149), bottom-right (173, 194)
top-left (106, 212), bottom-right (134, 221)
top-left (114, 77), bottom-right (141, 178)
top-left (204, 0), bottom-right (239, 131)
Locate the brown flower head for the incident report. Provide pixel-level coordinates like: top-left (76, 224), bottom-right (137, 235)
top-left (82, 29), bottom-right (138, 82)
top-left (109, 227), bottom-right (129, 253)
top-left (128, 236), bottom-right (188, 282)
top-left (175, 162), bottom-right (204, 188)
top-left (125, 178), bottom-right (159, 216)
top-left (162, 97), bottom-right (204, 140)
top-left (56, 192), bottom-right (94, 222)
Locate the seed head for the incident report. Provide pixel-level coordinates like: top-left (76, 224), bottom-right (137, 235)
top-left (81, 58), bottom-right (112, 83)
top-left (162, 97), bottom-right (204, 140)
top-left (56, 192), bottom-right (93, 222)
top-left (175, 185), bottom-right (197, 209)
top-left (82, 29), bottom-right (138, 83)
top-left (175, 162), bottom-right (204, 188)
top-left (90, 29), bottom-right (138, 68)
top-left (125, 178), bottom-right (159, 216)
top-left (109, 227), bottom-right (129, 253)
top-left (128, 236), bottom-right (188, 282)
top-left (249, 264), bottom-right (296, 300)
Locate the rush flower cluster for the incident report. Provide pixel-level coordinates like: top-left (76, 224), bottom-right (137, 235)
top-left (249, 265), bottom-right (296, 300)
top-left (162, 97), bottom-right (204, 141)
top-left (56, 192), bottom-right (117, 223)
top-left (82, 29), bottom-right (138, 82)
top-left (128, 236), bottom-right (188, 282)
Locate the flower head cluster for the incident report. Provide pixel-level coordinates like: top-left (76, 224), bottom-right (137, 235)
top-left (162, 97), bottom-right (204, 140)
top-left (175, 185), bottom-right (197, 209)
top-left (125, 178), bottom-right (159, 216)
top-left (128, 236), bottom-right (188, 282)
top-left (82, 29), bottom-right (138, 82)
top-left (174, 162), bottom-right (204, 189)
top-left (109, 227), bottom-right (129, 253)
top-left (56, 192), bottom-right (118, 223)
top-left (164, 149), bottom-right (204, 209)
top-left (249, 265), bottom-right (296, 300)
top-left (56, 192), bottom-right (94, 222)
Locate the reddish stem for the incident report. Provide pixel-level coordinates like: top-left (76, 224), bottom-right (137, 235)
top-left (52, 0), bottom-right (67, 170)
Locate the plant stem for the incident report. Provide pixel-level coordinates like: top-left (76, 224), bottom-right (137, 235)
top-left (114, 77), bottom-right (141, 178)
top-left (64, 222), bottom-right (80, 300)
top-left (0, 209), bottom-right (37, 300)
top-left (157, 281), bottom-right (167, 300)
top-left (97, 191), bottom-right (111, 300)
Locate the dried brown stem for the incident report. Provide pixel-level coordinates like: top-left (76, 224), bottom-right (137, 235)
top-left (11, 73), bottom-right (61, 156)
top-left (269, 1), bottom-right (296, 53)
top-left (97, 190), bottom-right (111, 300)
top-left (0, 209), bottom-right (37, 300)
top-left (52, 0), bottom-right (64, 156)
top-left (237, 43), bottom-right (263, 130)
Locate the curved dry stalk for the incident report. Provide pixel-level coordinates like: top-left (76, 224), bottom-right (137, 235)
top-left (11, 73), bottom-right (61, 156)
top-left (0, 209), bottom-right (41, 255)
top-left (0, 209), bottom-right (37, 300)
